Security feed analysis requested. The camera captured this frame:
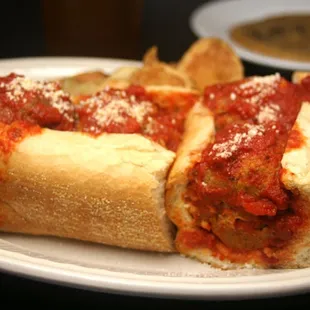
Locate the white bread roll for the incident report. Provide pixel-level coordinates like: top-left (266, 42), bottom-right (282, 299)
top-left (166, 93), bottom-right (310, 268)
top-left (0, 129), bottom-right (176, 252)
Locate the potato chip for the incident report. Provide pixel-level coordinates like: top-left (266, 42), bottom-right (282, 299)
top-left (177, 37), bottom-right (244, 91)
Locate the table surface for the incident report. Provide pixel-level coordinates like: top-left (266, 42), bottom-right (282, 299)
top-left (1, 270), bottom-right (310, 307)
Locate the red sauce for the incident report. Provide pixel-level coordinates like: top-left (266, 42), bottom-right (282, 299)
top-left (176, 229), bottom-right (278, 266)
top-left (0, 73), bottom-right (76, 185)
top-left (205, 74), bottom-right (301, 130)
top-left (286, 125), bottom-right (305, 151)
top-left (177, 229), bottom-right (217, 250)
top-left (76, 86), bottom-right (197, 152)
top-left (0, 74), bottom-right (197, 153)
top-left (0, 121), bottom-right (41, 180)
top-left (0, 121), bottom-right (41, 157)
top-left (300, 75), bottom-right (310, 92)
top-left (0, 73), bottom-right (75, 131)
top-left (183, 74), bottom-right (307, 265)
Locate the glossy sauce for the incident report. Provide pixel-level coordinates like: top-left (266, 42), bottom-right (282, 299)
top-left (0, 121), bottom-right (41, 181)
top-left (0, 73), bottom-right (75, 131)
top-left (183, 74), bottom-right (307, 265)
top-left (286, 125), bottom-right (305, 151)
top-left (76, 86), bottom-right (196, 152)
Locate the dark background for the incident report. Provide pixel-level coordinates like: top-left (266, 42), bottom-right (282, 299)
top-left (1, 271), bottom-right (310, 308)
top-left (0, 0), bottom-right (307, 307)
top-left (1, 0), bottom-right (200, 60)
top-left (0, 0), bottom-right (292, 78)
top-left (0, 0), bottom-right (207, 61)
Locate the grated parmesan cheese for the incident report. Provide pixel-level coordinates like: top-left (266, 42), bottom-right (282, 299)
top-left (230, 92), bottom-right (236, 100)
top-left (256, 103), bottom-right (280, 123)
top-left (2, 76), bottom-right (73, 121)
top-left (94, 99), bottom-right (153, 126)
top-left (144, 117), bottom-right (156, 135)
top-left (239, 73), bottom-right (280, 90)
top-left (81, 91), bottom-right (154, 128)
top-left (238, 73), bottom-right (281, 106)
top-left (207, 73), bottom-right (284, 161)
top-left (209, 124), bottom-right (265, 159)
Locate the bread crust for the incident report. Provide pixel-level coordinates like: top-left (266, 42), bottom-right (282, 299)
top-left (279, 102), bottom-right (310, 268)
top-left (166, 100), bottom-right (214, 227)
top-left (0, 129), bottom-right (176, 252)
top-left (166, 100), bottom-right (310, 269)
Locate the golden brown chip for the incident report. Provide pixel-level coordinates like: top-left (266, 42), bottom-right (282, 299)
top-left (59, 71), bottom-right (108, 96)
top-left (292, 71), bottom-right (310, 84)
top-left (129, 64), bottom-right (194, 88)
top-left (143, 46), bottom-right (160, 66)
top-left (177, 37), bottom-right (244, 91)
top-left (129, 47), bottom-right (195, 89)
top-left (101, 66), bottom-right (139, 89)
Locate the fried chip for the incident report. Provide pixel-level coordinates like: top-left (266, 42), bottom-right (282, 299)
top-left (102, 66), bottom-right (139, 89)
top-left (59, 70), bottom-right (108, 96)
top-left (292, 71), bottom-right (310, 84)
top-left (129, 46), bottom-right (195, 89)
top-left (177, 37), bottom-right (244, 91)
top-left (143, 46), bottom-right (160, 66)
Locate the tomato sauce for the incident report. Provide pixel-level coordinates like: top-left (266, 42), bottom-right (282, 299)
top-left (286, 125), bottom-right (305, 151)
top-left (300, 75), bottom-right (310, 92)
top-left (183, 74), bottom-right (308, 265)
top-left (0, 121), bottom-right (41, 181)
top-left (0, 73), bottom-right (75, 131)
top-left (0, 73), bottom-right (77, 184)
top-left (76, 85), bottom-right (196, 152)
top-left (0, 74), bottom-right (197, 153)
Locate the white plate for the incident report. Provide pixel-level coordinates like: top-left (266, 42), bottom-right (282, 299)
top-left (190, 0), bottom-right (310, 71)
top-left (0, 57), bottom-right (310, 300)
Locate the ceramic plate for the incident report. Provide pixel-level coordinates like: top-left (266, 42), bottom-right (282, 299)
top-left (190, 0), bottom-right (310, 71)
top-left (0, 57), bottom-right (310, 300)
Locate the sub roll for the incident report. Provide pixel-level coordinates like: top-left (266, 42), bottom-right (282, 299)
top-left (0, 73), bottom-right (199, 253)
top-left (166, 73), bottom-right (310, 268)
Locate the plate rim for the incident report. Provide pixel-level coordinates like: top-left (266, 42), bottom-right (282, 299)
top-left (189, 0), bottom-right (310, 71)
top-left (0, 56), bottom-right (141, 65)
top-left (0, 56), bottom-right (310, 300)
top-left (1, 247), bottom-right (310, 300)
